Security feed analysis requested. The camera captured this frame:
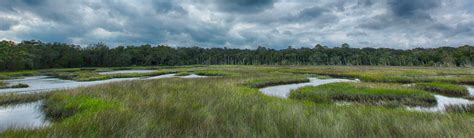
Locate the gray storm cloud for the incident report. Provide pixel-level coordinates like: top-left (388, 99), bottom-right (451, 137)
top-left (0, 0), bottom-right (473, 49)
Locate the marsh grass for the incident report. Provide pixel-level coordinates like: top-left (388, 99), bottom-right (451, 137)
top-left (0, 70), bottom-right (37, 80)
top-left (194, 70), bottom-right (234, 76)
top-left (283, 66), bottom-right (474, 84)
top-left (107, 70), bottom-right (177, 78)
top-left (0, 66), bottom-right (474, 137)
top-left (47, 71), bottom-right (112, 81)
top-left (0, 82), bottom-right (29, 89)
top-left (414, 82), bottom-right (469, 97)
top-left (0, 81), bottom-right (6, 87)
top-left (246, 76), bottom-right (309, 88)
top-left (175, 72), bottom-right (191, 76)
top-left (445, 104), bottom-right (474, 114)
top-left (0, 93), bottom-right (49, 105)
top-left (43, 95), bottom-right (117, 121)
top-left (2, 75), bottom-right (474, 137)
top-left (8, 83), bottom-right (29, 88)
top-left (314, 75), bottom-right (332, 79)
top-left (467, 96), bottom-right (474, 101)
top-left (290, 82), bottom-right (436, 107)
top-left (47, 70), bottom-right (177, 81)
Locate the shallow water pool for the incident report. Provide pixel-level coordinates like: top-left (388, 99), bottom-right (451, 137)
top-left (0, 101), bottom-right (49, 132)
top-left (467, 86), bottom-right (474, 96)
top-left (0, 76), bottom-right (140, 94)
top-left (0, 73), bottom-right (210, 94)
top-left (259, 78), bottom-right (356, 98)
top-left (410, 95), bottom-right (473, 112)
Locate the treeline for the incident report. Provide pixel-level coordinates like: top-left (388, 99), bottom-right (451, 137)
top-left (0, 40), bottom-right (473, 71)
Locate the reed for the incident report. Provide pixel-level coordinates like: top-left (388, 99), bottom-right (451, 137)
top-left (414, 82), bottom-right (469, 97)
top-left (0, 66), bottom-right (473, 137)
top-left (290, 82), bottom-right (437, 107)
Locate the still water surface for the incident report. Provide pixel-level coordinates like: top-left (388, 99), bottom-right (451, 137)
top-left (0, 73), bottom-right (209, 94)
top-left (259, 78), bottom-right (356, 98)
top-left (0, 72), bottom-right (210, 131)
top-left (0, 101), bottom-right (49, 132)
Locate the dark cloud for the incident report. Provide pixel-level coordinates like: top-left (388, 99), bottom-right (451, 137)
top-left (213, 0), bottom-right (276, 13)
top-left (387, 0), bottom-right (440, 18)
top-left (0, 17), bottom-right (18, 30)
top-left (152, 1), bottom-right (187, 14)
top-left (13, 0), bottom-right (81, 24)
top-left (358, 14), bottom-right (393, 30)
top-left (347, 31), bottom-right (368, 37)
top-left (297, 6), bottom-right (329, 20)
top-left (0, 0), bottom-right (473, 49)
top-left (357, 0), bottom-right (375, 7)
top-left (360, 0), bottom-right (443, 30)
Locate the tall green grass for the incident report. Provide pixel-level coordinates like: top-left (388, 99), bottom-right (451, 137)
top-left (290, 82), bottom-right (436, 107)
top-left (0, 81), bottom-right (29, 89)
top-left (246, 76), bottom-right (309, 88)
top-left (445, 104), bottom-right (474, 114)
top-left (414, 82), bottom-right (469, 97)
top-left (2, 76), bottom-right (473, 137)
top-left (284, 66), bottom-right (474, 84)
top-left (0, 70), bottom-right (37, 80)
top-left (194, 70), bottom-right (234, 76)
top-left (47, 71), bottom-right (111, 81)
top-left (107, 70), bottom-right (177, 79)
top-left (0, 66), bottom-right (473, 137)
top-left (175, 72), bottom-right (191, 76)
top-left (47, 70), bottom-right (177, 81)
top-left (467, 96), bottom-right (474, 101)
top-left (0, 81), bottom-right (6, 87)
top-left (0, 93), bottom-right (49, 105)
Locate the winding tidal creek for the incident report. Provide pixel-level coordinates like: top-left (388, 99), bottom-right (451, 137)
top-left (0, 72), bottom-right (209, 132)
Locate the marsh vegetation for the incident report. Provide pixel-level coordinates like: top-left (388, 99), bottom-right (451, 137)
top-left (414, 82), bottom-right (469, 97)
top-left (0, 66), bottom-right (473, 137)
top-left (290, 82), bottom-right (437, 107)
top-left (0, 80), bottom-right (29, 89)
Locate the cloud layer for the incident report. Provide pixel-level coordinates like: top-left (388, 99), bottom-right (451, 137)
top-left (0, 0), bottom-right (473, 49)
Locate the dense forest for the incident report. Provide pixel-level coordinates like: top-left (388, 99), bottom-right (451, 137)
top-left (0, 40), bottom-right (473, 71)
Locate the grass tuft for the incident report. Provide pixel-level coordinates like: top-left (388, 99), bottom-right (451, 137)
top-left (47, 70), bottom-right (177, 81)
top-left (445, 104), bottom-right (474, 114)
top-left (4, 76), bottom-right (473, 137)
top-left (246, 76), bottom-right (309, 88)
top-left (466, 96), bottom-right (474, 101)
top-left (0, 81), bottom-right (6, 87)
top-left (175, 72), bottom-right (191, 76)
top-left (283, 66), bottom-right (474, 84)
top-left (0, 83), bottom-right (29, 89)
top-left (44, 95), bottom-right (116, 121)
top-left (194, 70), bottom-right (233, 76)
top-left (1, 66), bottom-right (474, 137)
top-left (0, 93), bottom-right (49, 106)
top-left (290, 82), bottom-right (437, 107)
top-left (414, 82), bottom-right (469, 97)
top-left (0, 70), bottom-right (37, 80)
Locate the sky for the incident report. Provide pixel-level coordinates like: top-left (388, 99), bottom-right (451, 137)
top-left (0, 0), bottom-right (473, 49)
